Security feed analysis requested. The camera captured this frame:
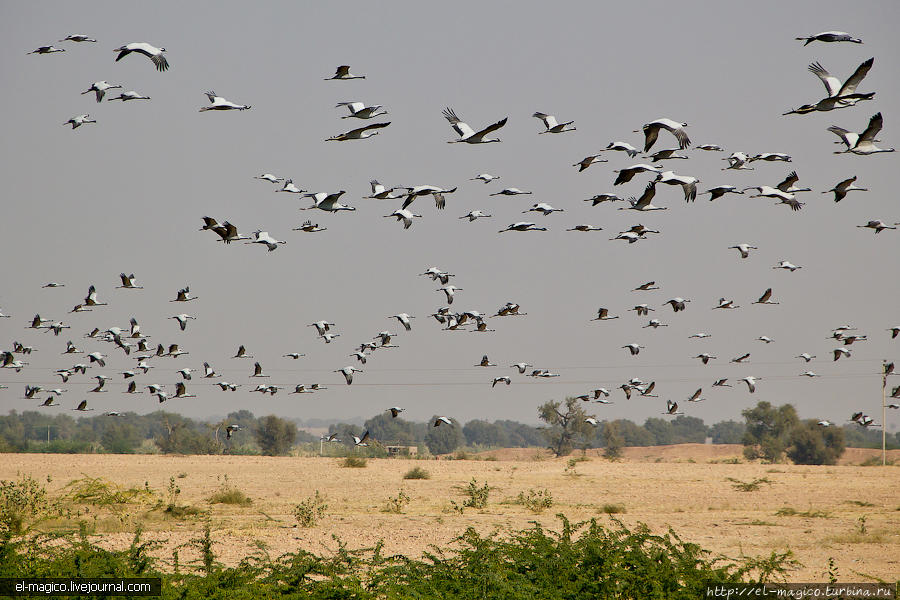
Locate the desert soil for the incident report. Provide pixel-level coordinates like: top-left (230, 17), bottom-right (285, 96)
top-left (2, 444), bottom-right (898, 582)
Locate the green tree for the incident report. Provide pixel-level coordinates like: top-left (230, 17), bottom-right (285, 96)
top-left (741, 402), bottom-right (799, 462)
top-left (463, 420), bottom-right (508, 447)
top-left (613, 419), bottom-right (655, 446)
top-left (602, 421), bottom-right (624, 460)
top-left (786, 420), bottom-right (846, 465)
top-left (670, 415), bottom-right (708, 443)
top-left (538, 398), bottom-right (596, 457)
top-left (254, 415), bottom-right (297, 456)
top-left (643, 418), bottom-right (674, 445)
top-left (424, 416), bottom-right (463, 455)
top-left (710, 420), bottom-right (746, 444)
top-left (364, 412), bottom-right (418, 445)
top-left (100, 421), bottom-right (140, 454)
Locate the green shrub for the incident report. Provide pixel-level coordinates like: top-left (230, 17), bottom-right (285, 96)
top-left (601, 503), bottom-right (626, 514)
top-left (293, 490), bottom-right (327, 527)
top-left (403, 467), bottom-right (431, 480)
top-left (0, 475), bottom-right (50, 534)
top-left (207, 476), bottom-right (252, 506)
top-left (341, 456), bottom-right (368, 468)
top-left (460, 478), bottom-right (491, 509)
top-left (726, 477), bottom-right (772, 492)
top-left (516, 489), bottom-right (554, 514)
top-left (384, 490), bottom-right (411, 514)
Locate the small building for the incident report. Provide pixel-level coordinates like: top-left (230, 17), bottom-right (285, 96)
top-left (384, 444), bottom-right (418, 457)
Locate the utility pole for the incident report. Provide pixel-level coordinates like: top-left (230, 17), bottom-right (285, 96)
top-left (883, 361), bottom-right (894, 466)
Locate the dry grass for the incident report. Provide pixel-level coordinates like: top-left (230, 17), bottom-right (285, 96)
top-left (2, 446), bottom-right (898, 582)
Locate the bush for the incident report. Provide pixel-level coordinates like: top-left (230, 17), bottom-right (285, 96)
top-left (341, 456), bottom-right (368, 468)
top-left (461, 478), bottom-right (491, 509)
top-left (403, 467), bottom-right (431, 480)
top-left (0, 475), bottom-right (50, 534)
top-left (601, 503), bottom-right (627, 514)
top-left (293, 490), bottom-right (327, 527)
top-left (207, 476), bottom-right (252, 506)
top-left (516, 489), bottom-right (554, 514)
top-left (383, 490), bottom-right (411, 514)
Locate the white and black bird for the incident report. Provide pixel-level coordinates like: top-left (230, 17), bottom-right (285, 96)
top-left (524, 203), bottom-right (563, 216)
top-left (729, 244), bottom-right (758, 259)
top-left (401, 185), bottom-right (456, 210)
top-left (250, 362), bottom-right (269, 377)
top-left (664, 298), bottom-right (690, 312)
top-left (113, 42), bottom-right (168, 71)
top-left (304, 191), bottom-right (356, 212)
top-left (753, 288), bottom-right (779, 305)
top-left (384, 208), bottom-right (422, 229)
top-left (740, 376), bottom-right (760, 393)
top-left (796, 31), bottom-right (862, 45)
top-left (200, 91), bottom-right (250, 111)
top-left (533, 112), bottom-right (575, 133)
top-left (277, 179), bottom-right (305, 194)
top-left (443, 107), bottom-right (507, 144)
top-left (108, 90), bottom-right (151, 101)
top-left (60, 34), bottom-right (97, 43)
top-left (620, 182), bottom-right (666, 212)
top-left (856, 220), bottom-right (896, 233)
top-left (614, 164), bottom-right (662, 186)
top-left (664, 400), bottom-right (683, 415)
top-left (498, 222), bottom-right (547, 233)
top-left (246, 230), bottom-right (286, 251)
top-left (704, 185), bottom-right (744, 201)
top-left (824, 176), bottom-right (867, 202)
top-left (64, 114), bottom-right (96, 129)
top-left (390, 313), bottom-right (414, 331)
top-left (490, 187), bottom-right (532, 197)
top-left (639, 119), bottom-right (690, 151)
top-left (255, 173), bottom-right (284, 183)
top-left (336, 101), bottom-right (387, 119)
top-left (567, 224), bottom-right (603, 232)
top-left (433, 417), bottom-right (453, 427)
top-left (471, 173), bottom-right (500, 183)
top-left (573, 155), bottom-right (608, 172)
top-left (326, 122), bottom-right (390, 141)
top-left (171, 314), bottom-right (196, 331)
top-left (460, 210), bottom-right (492, 221)
top-left (29, 45), bottom-right (66, 55)
top-left (773, 261), bottom-right (802, 272)
top-left (593, 308), bottom-right (619, 321)
top-left (82, 81), bottom-right (122, 102)
top-left (492, 376), bottom-right (511, 388)
top-left (336, 366), bottom-right (362, 385)
top-left (831, 113), bottom-right (894, 155)
top-left (326, 65), bottom-right (365, 80)
top-left (365, 180), bottom-right (405, 200)
top-left (655, 171), bottom-right (698, 202)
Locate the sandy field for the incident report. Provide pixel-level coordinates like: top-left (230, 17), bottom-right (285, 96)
top-left (2, 445), bottom-right (898, 582)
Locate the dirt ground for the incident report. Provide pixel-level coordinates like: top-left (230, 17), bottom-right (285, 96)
top-left (3, 445), bottom-right (898, 582)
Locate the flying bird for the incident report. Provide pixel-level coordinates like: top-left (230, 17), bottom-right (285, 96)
top-left (533, 112), bottom-right (575, 133)
top-left (824, 176), bottom-right (867, 202)
top-left (326, 122), bottom-right (390, 141)
top-left (64, 114), bottom-right (96, 129)
top-left (796, 31), bottom-right (862, 45)
top-left (573, 155), bottom-right (608, 172)
top-left (831, 113), bottom-right (894, 155)
top-left (336, 366), bottom-right (362, 385)
top-left (82, 81), bottom-right (122, 102)
top-left (325, 65), bottom-right (365, 80)
top-left (29, 46), bottom-right (66, 55)
top-left (639, 118), bottom-right (690, 151)
top-left (729, 244), bottom-right (758, 259)
top-left (753, 288), bottom-right (779, 305)
top-left (336, 101), bottom-right (387, 119)
top-left (443, 107), bottom-right (507, 144)
top-left (200, 91), bottom-right (250, 111)
top-left (114, 42), bottom-right (168, 71)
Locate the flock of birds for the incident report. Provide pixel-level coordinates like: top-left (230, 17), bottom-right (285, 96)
top-left (5, 28), bottom-right (898, 445)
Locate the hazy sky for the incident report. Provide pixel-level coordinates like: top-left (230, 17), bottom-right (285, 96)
top-left (1, 1), bottom-right (898, 430)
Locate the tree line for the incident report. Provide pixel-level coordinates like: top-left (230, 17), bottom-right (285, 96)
top-left (0, 403), bottom-right (894, 458)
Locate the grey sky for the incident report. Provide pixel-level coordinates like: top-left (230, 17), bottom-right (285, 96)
top-left (1, 1), bottom-right (898, 430)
